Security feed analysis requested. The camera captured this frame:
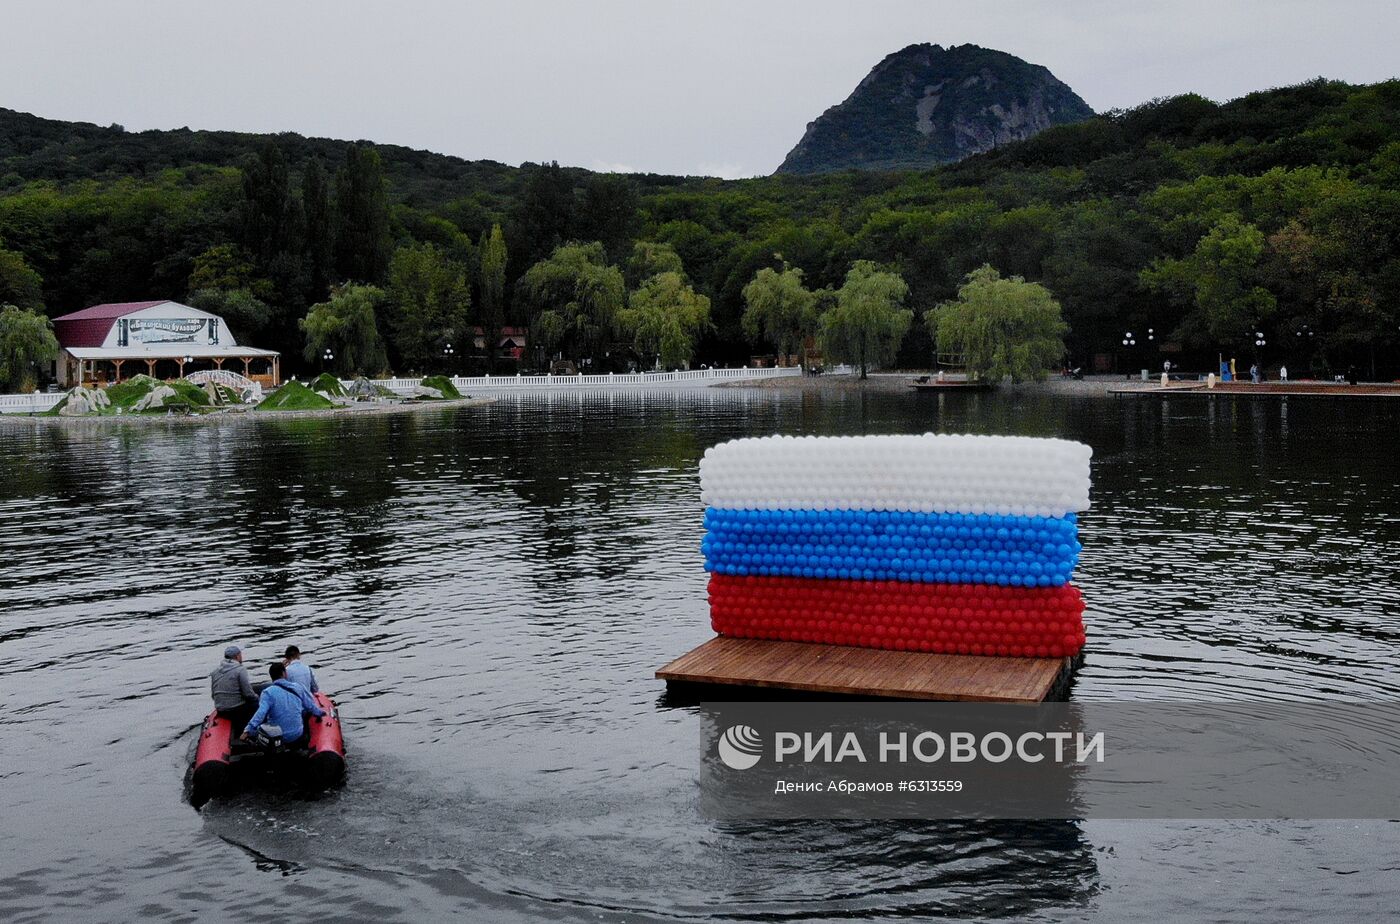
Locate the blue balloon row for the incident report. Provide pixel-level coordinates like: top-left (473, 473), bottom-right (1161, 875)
top-left (702, 507), bottom-right (1081, 587)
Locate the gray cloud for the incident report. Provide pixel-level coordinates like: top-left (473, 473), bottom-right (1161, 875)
top-left (2, 0), bottom-right (1396, 178)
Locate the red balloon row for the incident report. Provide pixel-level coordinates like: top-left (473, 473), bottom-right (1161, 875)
top-left (707, 574), bottom-right (1086, 658)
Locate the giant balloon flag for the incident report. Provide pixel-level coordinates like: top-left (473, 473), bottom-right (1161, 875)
top-left (699, 434), bottom-right (1092, 658)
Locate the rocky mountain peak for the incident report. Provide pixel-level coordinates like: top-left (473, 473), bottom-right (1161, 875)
top-left (776, 43), bottom-right (1094, 174)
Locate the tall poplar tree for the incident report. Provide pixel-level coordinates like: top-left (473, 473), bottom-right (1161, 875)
top-left (302, 155), bottom-right (336, 302)
top-left (239, 142), bottom-right (304, 308)
top-left (334, 144), bottom-right (392, 283)
top-left (478, 223), bottom-right (508, 372)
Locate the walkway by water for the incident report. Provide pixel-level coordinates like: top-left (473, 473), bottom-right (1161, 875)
top-left (1109, 380), bottom-right (1400, 397)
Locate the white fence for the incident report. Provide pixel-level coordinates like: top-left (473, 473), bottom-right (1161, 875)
top-left (365, 365), bottom-right (803, 394)
top-left (0, 393), bottom-right (64, 414)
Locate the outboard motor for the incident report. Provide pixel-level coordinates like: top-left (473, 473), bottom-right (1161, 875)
top-left (254, 725), bottom-right (286, 752)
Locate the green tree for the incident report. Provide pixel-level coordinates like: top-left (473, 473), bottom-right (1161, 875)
top-left (187, 288), bottom-right (273, 343)
top-left (0, 304), bottom-right (58, 391)
top-left (1141, 214), bottom-right (1276, 346)
top-left (300, 284), bottom-right (388, 375)
top-left (621, 271), bottom-right (712, 369)
top-left (334, 144), bottom-right (392, 283)
top-left (511, 161), bottom-right (575, 270)
top-left (1267, 187), bottom-right (1400, 377)
top-left (819, 261), bottom-right (913, 379)
top-left (478, 223), bottom-right (508, 371)
top-left (741, 264), bottom-right (820, 367)
top-left (626, 240), bottom-right (686, 288)
top-left (302, 155), bottom-right (336, 301)
top-left (239, 142), bottom-right (304, 305)
top-left (927, 265), bottom-right (1069, 383)
top-left (576, 173), bottom-right (640, 263)
top-left (385, 242), bottom-right (471, 371)
top-left (187, 244), bottom-right (273, 298)
top-left (0, 248), bottom-right (43, 312)
top-left (519, 242), bottom-right (624, 365)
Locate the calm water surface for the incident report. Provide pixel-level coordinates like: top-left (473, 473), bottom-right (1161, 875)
top-left (1, 387), bottom-right (1398, 921)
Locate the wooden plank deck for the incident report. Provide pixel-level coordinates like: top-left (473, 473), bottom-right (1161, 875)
top-left (657, 636), bottom-right (1073, 702)
top-left (1109, 382), bottom-right (1400, 397)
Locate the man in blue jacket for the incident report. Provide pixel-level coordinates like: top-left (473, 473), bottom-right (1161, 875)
top-left (241, 662), bottom-right (325, 745)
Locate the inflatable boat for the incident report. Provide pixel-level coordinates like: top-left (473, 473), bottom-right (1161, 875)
top-left (190, 690), bottom-right (345, 808)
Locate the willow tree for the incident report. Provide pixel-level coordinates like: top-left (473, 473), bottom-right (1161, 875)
top-left (928, 264), bottom-right (1068, 383)
top-left (622, 271), bottom-right (712, 369)
top-left (519, 242), bottom-right (625, 365)
top-left (819, 261), bottom-right (912, 379)
top-left (0, 305), bottom-right (59, 392)
top-left (741, 264), bottom-right (820, 367)
top-left (300, 284), bottom-right (388, 375)
top-left (626, 240), bottom-right (685, 288)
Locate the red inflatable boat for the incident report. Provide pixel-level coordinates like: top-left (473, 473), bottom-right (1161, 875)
top-left (190, 691), bottom-right (345, 807)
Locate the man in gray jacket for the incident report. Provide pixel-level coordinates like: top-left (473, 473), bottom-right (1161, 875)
top-left (210, 645), bottom-right (258, 735)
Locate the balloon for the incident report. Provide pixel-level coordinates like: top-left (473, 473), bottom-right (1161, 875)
top-left (707, 574), bottom-right (1086, 657)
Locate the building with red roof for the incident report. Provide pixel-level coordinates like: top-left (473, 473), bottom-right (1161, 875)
top-left (50, 300), bottom-right (280, 387)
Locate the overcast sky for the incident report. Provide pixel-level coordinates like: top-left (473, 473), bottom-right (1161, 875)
top-left (4, 0), bottom-right (1397, 178)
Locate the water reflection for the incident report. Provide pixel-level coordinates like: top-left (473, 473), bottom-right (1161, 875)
top-left (1, 389), bottom-right (1398, 920)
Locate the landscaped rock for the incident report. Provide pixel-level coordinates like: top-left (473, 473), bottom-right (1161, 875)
top-left (347, 377), bottom-right (394, 399)
top-left (411, 385), bottom-right (443, 399)
top-left (311, 372), bottom-right (349, 397)
top-left (58, 386), bottom-right (111, 416)
top-left (132, 384), bottom-right (178, 412)
top-left (202, 382), bottom-right (222, 405)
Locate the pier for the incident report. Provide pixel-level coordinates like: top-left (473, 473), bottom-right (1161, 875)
top-left (1108, 381), bottom-right (1400, 398)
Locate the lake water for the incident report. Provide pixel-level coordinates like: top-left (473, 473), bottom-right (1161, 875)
top-left (1, 387), bottom-right (1397, 921)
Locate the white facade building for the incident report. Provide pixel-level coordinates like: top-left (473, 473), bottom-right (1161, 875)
top-left (51, 300), bottom-right (280, 387)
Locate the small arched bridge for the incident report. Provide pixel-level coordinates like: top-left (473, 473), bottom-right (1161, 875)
top-left (185, 369), bottom-right (262, 400)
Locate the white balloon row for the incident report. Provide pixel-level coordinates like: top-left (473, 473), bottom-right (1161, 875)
top-left (699, 434), bottom-right (1092, 518)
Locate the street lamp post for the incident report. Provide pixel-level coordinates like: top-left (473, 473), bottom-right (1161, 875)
top-left (323, 347), bottom-right (334, 374)
top-left (1295, 325), bottom-right (1314, 375)
top-left (443, 341), bottom-right (455, 374)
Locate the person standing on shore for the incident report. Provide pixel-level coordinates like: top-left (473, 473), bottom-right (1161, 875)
top-left (1280, 365), bottom-right (1288, 382)
top-left (209, 645), bottom-right (258, 735)
top-left (1250, 362), bottom-right (1261, 384)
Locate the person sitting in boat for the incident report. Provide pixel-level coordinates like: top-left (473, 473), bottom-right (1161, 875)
top-left (210, 645), bottom-right (259, 736)
top-left (282, 645), bottom-right (319, 693)
top-left (241, 662), bottom-right (325, 746)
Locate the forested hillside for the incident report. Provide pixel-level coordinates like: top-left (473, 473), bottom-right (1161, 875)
top-left (1, 76), bottom-right (1398, 377)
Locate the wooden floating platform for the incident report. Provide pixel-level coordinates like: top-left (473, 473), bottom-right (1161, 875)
top-left (909, 381), bottom-right (994, 392)
top-left (657, 636), bottom-right (1075, 702)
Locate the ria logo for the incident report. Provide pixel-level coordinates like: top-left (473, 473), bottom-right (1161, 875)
top-left (717, 724), bottom-right (763, 770)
